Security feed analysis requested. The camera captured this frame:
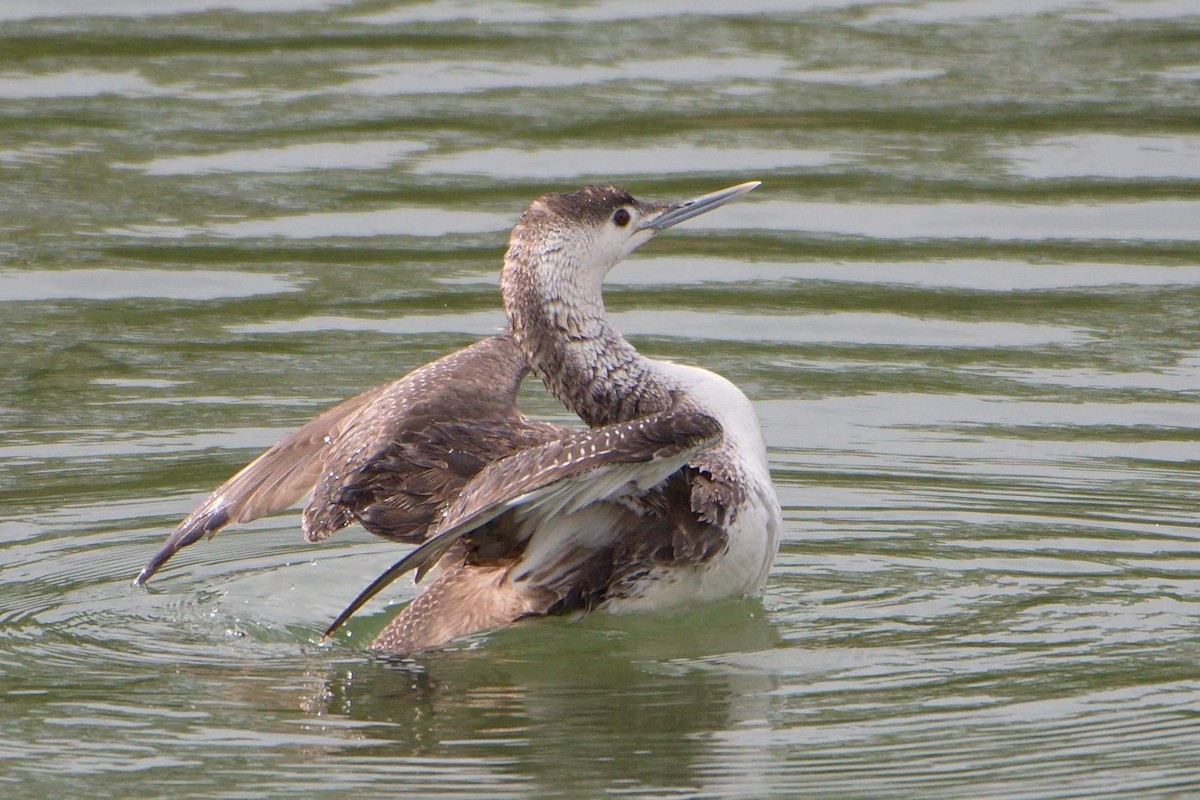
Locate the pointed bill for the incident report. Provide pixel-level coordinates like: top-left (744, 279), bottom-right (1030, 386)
top-left (637, 180), bottom-right (760, 233)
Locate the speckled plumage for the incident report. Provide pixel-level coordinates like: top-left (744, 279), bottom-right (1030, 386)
top-left (135, 335), bottom-right (561, 585)
top-left (137, 181), bottom-right (780, 654)
top-left (504, 186), bottom-right (675, 427)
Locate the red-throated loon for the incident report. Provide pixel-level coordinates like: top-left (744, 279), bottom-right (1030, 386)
top-left (136, 181), bottom-right (781, 653)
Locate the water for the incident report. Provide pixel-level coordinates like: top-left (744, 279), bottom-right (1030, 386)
top-left (2, 1), bottom-right (1199, 797)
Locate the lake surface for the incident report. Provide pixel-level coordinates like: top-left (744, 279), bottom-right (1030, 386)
top-left (2, 1), bottom-right (1199, 797)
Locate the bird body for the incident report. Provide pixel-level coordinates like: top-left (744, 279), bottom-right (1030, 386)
top-left (597, 360), bottom-right (780, 612)
top-left (137, 181), bottom-right (781, 654)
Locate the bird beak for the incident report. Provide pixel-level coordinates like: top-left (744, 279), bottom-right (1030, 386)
top-left (637, 180), bottom-right (760, 233)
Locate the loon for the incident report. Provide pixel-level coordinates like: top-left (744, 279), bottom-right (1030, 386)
top-left (136, 181), bottom-right (781, 654)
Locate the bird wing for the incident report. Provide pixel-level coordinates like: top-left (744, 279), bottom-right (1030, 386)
top-left (303, 416), bottom-right (566, 544)
top-left (322, 404), bottom-right (722, 638)
top-left (136, 334), bottom-right (541, 585)
top-left (135, 381), bottom-right (395, 584)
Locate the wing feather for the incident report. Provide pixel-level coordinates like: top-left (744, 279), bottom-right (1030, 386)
top-left (135, 381), bottom-right (395, 584)
top-left (136, 334), bottom-right (542, 585)
top-left (322, 405), bottom-right (721, 638)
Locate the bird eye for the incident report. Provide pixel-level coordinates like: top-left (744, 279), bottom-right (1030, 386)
top-left (612, 208), bottom-right (631, 227)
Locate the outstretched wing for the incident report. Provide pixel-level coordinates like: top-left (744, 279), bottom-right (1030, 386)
top-left (136, 334), bottom-right (546, 585)
top-left (135, 381), bottom-right (395, 585)
top-left (322, 404), bottom-right (722, 638)
top-left (301, 417), bottom-right (564, 545)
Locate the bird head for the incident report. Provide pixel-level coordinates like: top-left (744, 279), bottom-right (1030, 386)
top-left (502, 180), bottom-right (760, 302)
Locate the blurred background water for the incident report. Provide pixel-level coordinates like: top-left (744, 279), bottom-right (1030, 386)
top-left (1, 1), bottom-right (1199, 797)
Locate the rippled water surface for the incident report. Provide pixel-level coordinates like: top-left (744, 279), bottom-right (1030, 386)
top-left (2, 1), bottom-right (1199, 797)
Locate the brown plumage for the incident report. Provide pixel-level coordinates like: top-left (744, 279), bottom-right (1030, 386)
top-left (136, 181), bottom-right (779, 654)
top-left (137, 334), bottom-right (563, 580)
top-left (318, 399), bottom-right (725, 640)
top-left (138, 333), bottom-right (730, 653)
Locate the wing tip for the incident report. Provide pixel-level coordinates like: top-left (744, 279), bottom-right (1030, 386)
top-left (135, 503), bottom-right (232, 586)
top-left (133, 540), bottom-right (177, 586)
top-left (323, 544), bottom-right (438, 638)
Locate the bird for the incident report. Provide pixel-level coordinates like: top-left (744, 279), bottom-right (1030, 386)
top-left (136, 180), bottom-right (781, 654)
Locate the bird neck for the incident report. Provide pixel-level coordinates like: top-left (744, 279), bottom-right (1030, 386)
top-left (502, 248), bottom-right (673, 427)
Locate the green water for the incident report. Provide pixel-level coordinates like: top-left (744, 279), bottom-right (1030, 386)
top-left (2, 1), bottom-right (1199, 797)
